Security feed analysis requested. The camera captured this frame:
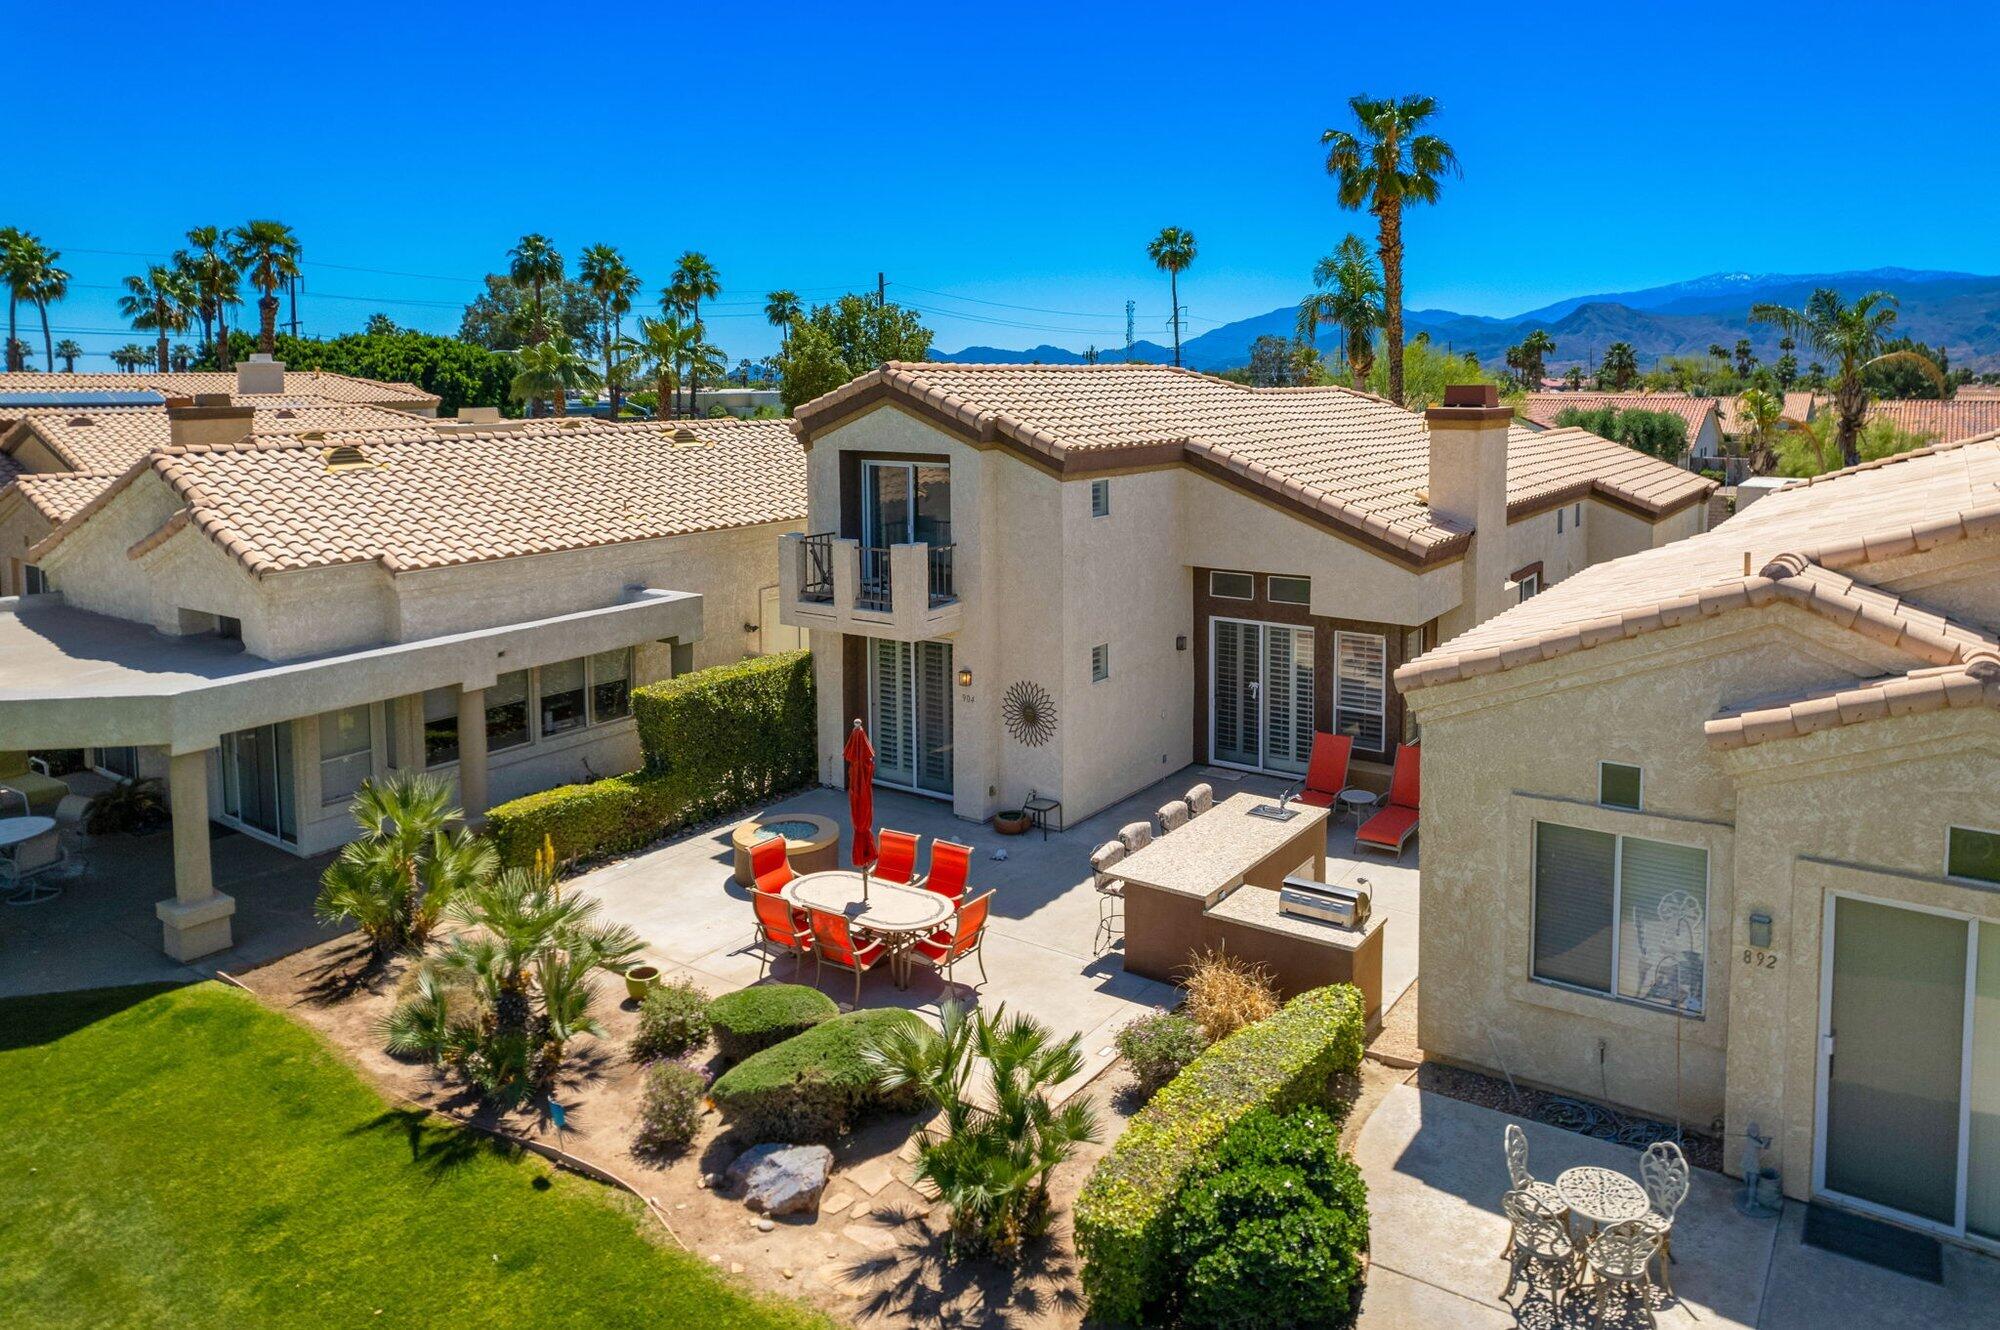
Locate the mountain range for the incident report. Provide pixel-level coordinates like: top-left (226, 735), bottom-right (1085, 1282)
top-left (935, 268), bottom-right (2000, 374)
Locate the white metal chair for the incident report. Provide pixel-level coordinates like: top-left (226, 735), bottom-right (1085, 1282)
top-left (1635, 1139), bottom-right (1690, 1295)
top-left (1090, 840), bottom-right (1126, 952)
top-left (1184, 783), bottom-right (1214, 816)
top-left (1502, 1123), bottom-right (1569, 1254)
top-left (1116, 821), bottom-right (1152, 853)
top-left (1500, 1187), bottom-right (1578, 1306)
top-left (1156, 799), bottom-right (1190, 834)
top-left (1579, 1218), bottom-right (1663, 1328)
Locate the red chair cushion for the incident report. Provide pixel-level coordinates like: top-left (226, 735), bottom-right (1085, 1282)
top-left (875, 830), bottom-right (920, 884)
top-left (1303, 732), bottom-right (1353, 798)
top-left (1386, 743), bottom-right (1421, 810)
top-left (1296, 789), bottom-right (1337, 808)
top-left (1356, 804), bottom-right (1418, 848)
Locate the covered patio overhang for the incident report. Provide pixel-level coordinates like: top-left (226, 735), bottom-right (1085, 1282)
top-left (0, 588), bottom-right (702, 962)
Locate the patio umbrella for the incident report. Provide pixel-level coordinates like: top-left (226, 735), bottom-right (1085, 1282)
top-left (844, 719), bottom-right (877, 871)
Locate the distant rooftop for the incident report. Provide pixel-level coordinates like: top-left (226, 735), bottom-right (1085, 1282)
top-left (0, 390), bottom-right (166, 408)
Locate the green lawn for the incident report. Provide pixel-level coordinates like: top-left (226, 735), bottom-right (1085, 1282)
top-left (0, 982), bottom-right (834, 1330)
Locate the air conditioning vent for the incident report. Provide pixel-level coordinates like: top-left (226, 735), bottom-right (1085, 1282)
top-left (321, 444), bottom-right (375, 471)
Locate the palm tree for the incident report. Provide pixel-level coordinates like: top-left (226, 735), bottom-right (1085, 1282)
top-left (764, 289), bottom-right (801, 352)
top-left (1599, 341), bottom-right (1639, 391)
top-left (630, 315), bottom-right (696, 416)
top-left (53, 338), bottom-right (81, 372)
top-left (0, 227), bottom-right (28, 371)
top-left (1322, 94), bottom-right (1460, 406)
top-left (682, 337), bottom-right (728, 414)
top-left (315, 772), bottom-right (496, 958)
top-left (227, 220), bottom-right (301, 355)
top-left (510, 333), bottom-right (601, 418)
top-left (1146, 227), bottom-right (1197, 367)
top-left (1518, 329), bottom-right (1556, 387)
top-left (1297, 233), bottom-right (1382, 390)
top-left (1736, 386), bottom-right (1783, 475)
top-left (577, 243), bottom-right (639, 415)
top-left (669, 251), bottom-right (720, 414)
top-left (1751, 289), bottom-right (1945, 467)
top-left (118, 266), bottom-right (192, 372)
top-left (507, 234), bottom-right (564, 346)
top-left (178, 227), bottom-right (240, 369)
top-left (0, 229), bottom-right (64, 373)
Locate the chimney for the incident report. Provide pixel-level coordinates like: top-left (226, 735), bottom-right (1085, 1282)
top-left (453, 405), bottom-right (503, 424)
top-left (235, 353), bottom-right (286, 395)
top-left (168, 395), bottom-right (257, 450)
top-left (1426, 384), bottom-right (1514, 639)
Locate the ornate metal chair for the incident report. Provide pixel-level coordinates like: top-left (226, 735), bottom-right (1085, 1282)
top-left (1579, 1218), bottom-right (1663, 1328)
top-left (1636, 1139), bottom-right (1690, 1295)
top-left (1500, 1187), bottom-right (1578, 1305)
top-left (1502, 1123), bottom-right (1569, 1254)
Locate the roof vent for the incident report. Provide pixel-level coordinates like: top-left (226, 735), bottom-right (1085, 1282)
top-left (66, 415), bottom-right (94, 427)
top-left (671, 426), bottom-right (704, 445)
top-left (274, 408), bottom-right (298, 419)
top-left (563, 418), bottom-right (584, 430)
top-left (321, 444), bottom-right (375, 471)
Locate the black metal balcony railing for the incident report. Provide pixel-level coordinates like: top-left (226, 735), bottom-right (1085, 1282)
top-left (927, 544), bottom-right (957, 606)
top-left (857, 546), bottom-right (893, 612)
top-left (799, 532), bottom-right (835, 603)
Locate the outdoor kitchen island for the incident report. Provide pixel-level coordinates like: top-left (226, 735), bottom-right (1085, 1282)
top-left (1117, 792), bottom-right (1386, 1029)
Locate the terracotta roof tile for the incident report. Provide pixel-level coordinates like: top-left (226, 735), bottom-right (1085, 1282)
top-left (5, 402), bottom-right (428, 473)
top-left (0, 369), bottom-right (437, 408)
top-left (1519, 392), bottom-right (1719, 439)
top-left (11, 471), bottom-right (119, 523)
top-left (1864, 398), bottom-right (2000, 444)
top-left (1705, 657), bottom-right (2000, 749)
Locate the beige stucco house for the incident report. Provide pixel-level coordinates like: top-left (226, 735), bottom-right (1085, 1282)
top-left (0, 406), bottom-right (805, 961)
top-left (777, 364), bottom-right (1711, 825)
top-left (1401, 429), bottom-right (2000, 1249)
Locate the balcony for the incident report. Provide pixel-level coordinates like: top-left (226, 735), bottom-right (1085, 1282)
top-left (779, 531), bottom-right (963, 641)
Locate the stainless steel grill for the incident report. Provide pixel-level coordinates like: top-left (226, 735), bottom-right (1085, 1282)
top-left (1278, 874), bottom-right (1370, 929)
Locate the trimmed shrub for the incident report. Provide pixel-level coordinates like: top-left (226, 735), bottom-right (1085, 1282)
top-left (710, 1008), bottom-right (935, 1143)
top-left (485, 771), bottom-right (685, 868)
top-left (708, 983), bottom-right (838, 1063)
top-left (631, 979), bottom-right (712, 1061)
top-left (1115, 1011), bottom-right (1208, 1099)
top-left (635, 1061), bottom-right (709, 1155)
top-left (1074, 984), bottom-right (1368, 1326)
top-left (1166, 1106), bottom-right (1368, 1326)
top-left (634, 651), bottom-right (815, 817)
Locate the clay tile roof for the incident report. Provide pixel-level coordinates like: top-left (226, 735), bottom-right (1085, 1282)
top-left (1399, 429), bottom-right (2000, 693)
top-left (1519, 392), bottom-right (1719, 439)
top-left (0, 369), bottom-right (437, 409)
top-left (1704, 656), bottom-right (2000, 749)
top-left (794, 364), bottom-right (1708, 565)
top-left (1862, 398), bottom-right (2000, 446)
top-left (12, 471), bottom-right (120, 524)
top-left (33, 417), bottom-right (806, 577)
top-left (6, 402), bottom-right (428, 474)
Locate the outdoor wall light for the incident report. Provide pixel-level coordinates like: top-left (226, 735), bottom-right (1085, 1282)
top-left (1748, 911), bottom-right (1773, 949)
top-left (957, 667), bottom-right (974, 687)
top-left (1176, 635), bottom-right (1188, 651)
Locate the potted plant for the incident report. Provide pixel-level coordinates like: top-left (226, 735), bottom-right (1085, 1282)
top-left (991, 808), bottom-right (1031, 835)
top-left (625, 963), bottom-right (662, 1003)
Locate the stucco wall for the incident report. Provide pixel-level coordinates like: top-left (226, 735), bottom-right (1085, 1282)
top-left (1849, 533), bottom-right (2000, 633)
top-left (0, 498), bottom-right (50, 596)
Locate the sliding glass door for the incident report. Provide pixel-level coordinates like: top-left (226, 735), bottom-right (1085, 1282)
top-left (1209, 618), bottom-right (1314, 776)
top-left (868, 638), bottom-right (953, 797)
top-left (220, 722), bottom-right (297, 845)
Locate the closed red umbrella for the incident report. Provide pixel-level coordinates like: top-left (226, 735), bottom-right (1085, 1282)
top-left (844, 719), bottom-right (877, 868)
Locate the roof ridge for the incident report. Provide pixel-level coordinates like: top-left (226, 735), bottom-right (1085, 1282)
top-left (1705, 655), bottom-right (2000, 749)
top-left (1790, 427), bottom-right (2000, 489)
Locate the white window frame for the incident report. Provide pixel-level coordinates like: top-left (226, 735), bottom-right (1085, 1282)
top-left (1598, 760), bottom-right (1644, 811)
top-left (1528, 821), bottom-right (1709, 1018)
top-left (1945, 824), bottom-right (2000, 887)
top-left (1267, 574), bottom-right (1311, 606)
top-left (1209, 570), bottom-right (1254, 601)
top-left (317, 704), bottom-right (374, 807)
top-left (1091, 643), bottom-right (1110, 683)
top-left (1090, 478), bottom-right (1111, 518)
top-left (1333, 630), bottom-right (1387, 754)
top-left (1517, 571), bottom-right (1542, 601)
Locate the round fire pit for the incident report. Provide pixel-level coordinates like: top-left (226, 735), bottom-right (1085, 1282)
top-left (729, 811), bottom-right (840, 885)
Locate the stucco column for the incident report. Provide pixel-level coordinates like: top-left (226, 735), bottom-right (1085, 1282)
top-left (456, 686), bottom-right (489, 823)
top-left (155, 746), bottom-right (235, 962)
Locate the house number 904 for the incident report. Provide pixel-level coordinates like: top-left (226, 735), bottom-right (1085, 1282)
top-left (1741, 949), bottom-right (1778, 969)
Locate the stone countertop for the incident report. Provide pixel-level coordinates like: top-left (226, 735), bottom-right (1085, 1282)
top-left (1114, 792), bottom-right (1329, 903)
top-left (1206, 882), bottom-right (1384, 949)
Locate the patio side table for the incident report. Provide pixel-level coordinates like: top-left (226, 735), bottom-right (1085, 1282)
top-left (1024, 795), bottom-right (1063, 840)
top-left (1337, 787), bottom-right (1378, 827)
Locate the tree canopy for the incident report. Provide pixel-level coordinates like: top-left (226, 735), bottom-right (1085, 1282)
top-left (210, 328), bottom-right (518, 417)
top-left (1553, 404), bottom-right (1688, 462)
top-left (459, 274), bottom-right (600, 350)
top-left (776, 294), bottom-right (933, 412)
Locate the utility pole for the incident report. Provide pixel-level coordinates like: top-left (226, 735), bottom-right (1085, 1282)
top-left (1125, 300), bottom-right (1135, 355)
top-left (877, 272), bottom-right (886, 307)
top-left (288, 273), bottom-right (301, 340)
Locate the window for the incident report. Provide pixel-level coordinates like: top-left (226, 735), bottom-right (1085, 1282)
top-left (1268, 575), bottom-right (1311, 605)
top-left (1090, 478), bottom-right (1111, 517)
top-left (1533, 821), bottom-right (1709, 1015)
top-left (1209, 570), bottom-right (1254, 600)
top-left (95, 746), bottom-right (139, 780)
top-left (1334, 631), bottom-right (1387, 752)
top-left (318, 705), bottom-right (372, 806)
top-left (589, 649), bottom-right (633, 723)
top-left (486, 670), bottom-right (531, 751)
top-left (1517, 572), bottom-right (1541, 601)
top-left (1557, 508), bottom-right (1565, 534)
top-left (216, 615), bottom-right (242, 641)
top-left (1948, 826), bottom-right (2000, 886)
top-left (22, 565), bottom-right (47, 595)
top-left (423, 688), bottom-right (459, 767)
top-left (539, 659), bottom-right (588, 737)
top-left (1574, 502), bottom-right (1584, 527)
top-left (1091, 643), bottom-right (1110, 682)
top-left (1599, 761), bottom-right (1643, 810)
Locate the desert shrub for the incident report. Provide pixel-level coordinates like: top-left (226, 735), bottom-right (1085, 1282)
top-left (710, 1008), bottom-right (935, 1143)
top-left (634, 1061), bottom-right (709, 1155)
top-left (1074, 984), bottom-right (1368, 1325)
top-left (708, 983), bottom-right (838, 1062)
top-left (1115, 1011), bottom-right (1208, 1099)
top-left (1166, 1106), bottom-right (1368, 1327)
top-left (631, 978), bottom-right (712, 1061)
top-left (1182, 947), bottom-right (1279, 1043)
top-left (633, 651), bottom-right (815, 816)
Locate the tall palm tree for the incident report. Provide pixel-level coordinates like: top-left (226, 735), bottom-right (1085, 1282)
top-left (510, 333), bottom-right (601, 418)
top-left (1297, 233), bottom-right (1382, 390)
top-left (118, 266), bottom-right (192, 372)
top-left (227, 220), bottom-right (301, 355)
top-left (630, 314), bottom-right (696, 416)
top-left (0, 229), bottom-right (63, 373)
top-left (577, 243), bottom-right (638, 414)
top-left (764, 289), bottom-right (801, 352)
top-left (0, 227), bottom-right (28, 371)
top-left (1322, 94), bottom-right (1460, 406)
top-left (178, 227), bottom-right (239, 369)
top-left (1146, 227), bottom-right (1197, 367)
top-left (669, 251), bottom-right (720, 414)
top-left (25, 247), bottom-right (68, 374)
top-left (683, 337), bottom-right (728, 413)
top-left (1751, 289), bottom-right (1944, 467)
top-left (508, 234), bottom-right (564, 345)
top-left (1519, 329), bottom-right (1556, 387)
top-left (1736, 386), bottom-right (1783, 475)
top-left (53, 338), bottom-right (82, 372)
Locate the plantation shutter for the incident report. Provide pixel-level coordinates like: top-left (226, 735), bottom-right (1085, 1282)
top-left (1334, 632), bottom-right (1386, 754)
top-left (1532, 822), bottom-right (1616, 993)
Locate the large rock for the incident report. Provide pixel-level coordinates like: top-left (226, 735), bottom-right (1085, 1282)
top-left (726, 1143), bottom-right (834, 1216)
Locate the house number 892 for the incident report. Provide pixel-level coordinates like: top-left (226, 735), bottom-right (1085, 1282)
top-left (1741, 949), bottom-right (1778, 968)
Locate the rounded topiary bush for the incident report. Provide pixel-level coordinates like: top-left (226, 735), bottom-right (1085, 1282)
top-left (707, 983), bottom-right (838, 1063)
top-left (635, 1061), bottom-right (709, 1155)
top-left (1165, 1106), bottom-right (1368, 1328)
top-left (631, 978), bottom-right (712, 1062)
top-left (709, 1008), bottom-right (935, 1142)
top-left (1115, 1010), bottom-right (1208, 1099)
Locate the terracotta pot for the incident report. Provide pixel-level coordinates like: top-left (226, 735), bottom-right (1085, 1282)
top-left (992, 809), bottom-right (1031, 836)
top-left (624, 964), bottom-right (661, 1002)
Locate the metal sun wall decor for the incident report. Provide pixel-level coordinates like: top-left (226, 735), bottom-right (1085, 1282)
top-left (1002, 680), bottom-right (1057, 746)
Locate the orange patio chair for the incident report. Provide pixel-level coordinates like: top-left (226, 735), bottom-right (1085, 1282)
top-left (751, 835), bottom-right (795, 894)
top-left (751, 889), bottom-right (814, 978)
top-left (809, 907), bottom-right (888, 1006)
top-left (1297, 731), bottom-right (1353, 809)
top-left (923, 839), bottom-right (973, 902)
top-left (1355, 742), bottom-right (1420, 859)
top-left (874, 829), bottom-right (921, 884)
top-left (910, 890), bottom-right (993, 991)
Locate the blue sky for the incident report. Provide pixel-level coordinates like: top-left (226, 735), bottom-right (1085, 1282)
top-left (12, 1), bottom-right (2000, 368)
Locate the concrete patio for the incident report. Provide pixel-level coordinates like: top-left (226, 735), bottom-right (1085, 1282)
top-left (1353, 1082), bottom-right (2000, 1329)
top-left (574, 763), bottom-right (1420, 1081)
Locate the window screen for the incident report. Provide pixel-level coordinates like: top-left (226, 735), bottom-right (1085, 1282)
top-left (1616, 837), bottom-right (1709, 1013)
top-left (1209, 570), bottom-right (1253, 600)
top-left (1268, 575), bottom-right (1310, 605)
top-left (1334, 631), bottom-right (1386, 752)
top-left (486, 670), bottom-right (531, 751)
top-left (591, 649), bottom-right (633, 722)
top-left (1533, 823), bottom-right (1617, 993)
top-left (1599, 762), bottom-right (1642, 810)
top-left (423, 688), bottom-right (459, 767)
top-left (1950, 827), bottom-right (2000, 885)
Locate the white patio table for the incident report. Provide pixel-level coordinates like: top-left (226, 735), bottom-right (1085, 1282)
top-left (784, 870), bottom-right (954, 987)
top-left (0, 815), bottom-right (59, 904)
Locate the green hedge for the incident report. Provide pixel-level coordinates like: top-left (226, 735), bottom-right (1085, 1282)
top-left (635, 651), bottom-right (815, 818)
top-left (1074, 984), bottom-right (1367, 1325)
top-left (484, 771), bottom-right (684, 868)
top-left (709, 1008), bottom-right (934, 1143)
top-left (709, 984), bottom-right (839, 1063)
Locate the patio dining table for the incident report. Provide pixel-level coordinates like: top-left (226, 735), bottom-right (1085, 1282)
top-left (783, 870), bottom-right (954, 987)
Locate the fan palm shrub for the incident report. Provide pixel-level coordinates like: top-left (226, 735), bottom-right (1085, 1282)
top-left (866, 1002), bottom-right (1101, 1259)
top-left (315, 772), bottom-right (496, 958)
